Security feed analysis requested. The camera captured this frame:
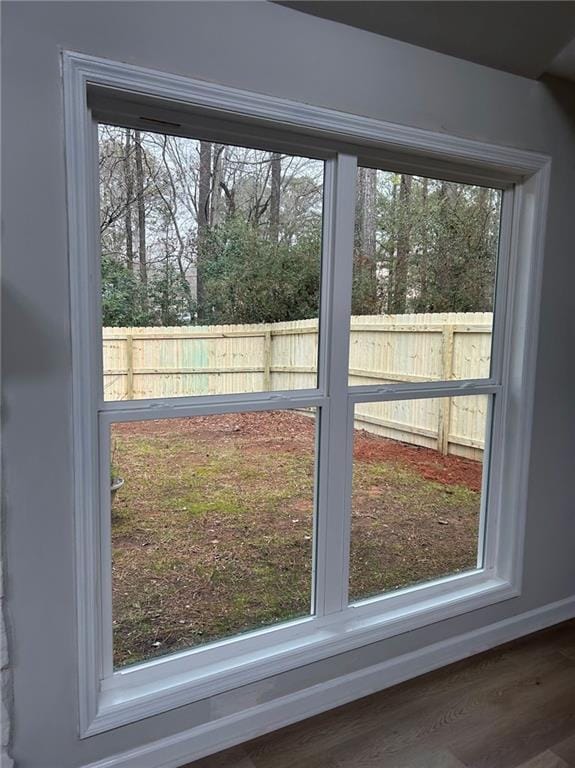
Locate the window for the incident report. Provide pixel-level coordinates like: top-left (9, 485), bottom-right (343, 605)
top-left (349, 395), bottom-right (490, 603)
top-left (64, 53), bottom-right (549, 736)
top-left (350, 169), bottom-right (501, 385)
top-left (110, 410), bottom-right (318, 668)
top-left (99, 126), bottom-right (325, 400)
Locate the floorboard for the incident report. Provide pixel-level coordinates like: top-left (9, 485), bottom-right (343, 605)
top-left (185, 620), bottom-right (575, 768)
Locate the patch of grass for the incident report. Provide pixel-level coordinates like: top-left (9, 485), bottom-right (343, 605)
top-left (349, 458), bottom-right (480, 602)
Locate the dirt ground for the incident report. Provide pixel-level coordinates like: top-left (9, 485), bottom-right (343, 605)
top-left (111, 411), bottom-right (482, 667)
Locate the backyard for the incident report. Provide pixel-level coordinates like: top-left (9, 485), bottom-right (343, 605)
top-left (111, 410), bottom-right (483, 668)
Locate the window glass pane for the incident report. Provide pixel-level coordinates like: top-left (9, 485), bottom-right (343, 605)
top-left (98, 125), bottom-right (324, 400)
top-left (349, 395), bottom-right (489, 603)
top-left (349, 169), bottom-right (502, 384)
top-left (110, 409), bottom-right (317, 668)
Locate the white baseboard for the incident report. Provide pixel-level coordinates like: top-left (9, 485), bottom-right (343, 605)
top-left (83, 595), bottom-right (575, 768)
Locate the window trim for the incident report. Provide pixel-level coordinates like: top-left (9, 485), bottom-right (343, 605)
top-left (63, 50), bottom-right (551, 737)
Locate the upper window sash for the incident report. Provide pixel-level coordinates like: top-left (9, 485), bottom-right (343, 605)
top-left (94, 155), bottom-right (513, 416)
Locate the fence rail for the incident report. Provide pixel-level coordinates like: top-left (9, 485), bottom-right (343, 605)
top-left (103, 313), bottom-right (493, 461)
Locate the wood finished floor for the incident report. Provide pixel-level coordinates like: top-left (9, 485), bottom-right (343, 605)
top-left (185, 620), bottom-right (575, 768)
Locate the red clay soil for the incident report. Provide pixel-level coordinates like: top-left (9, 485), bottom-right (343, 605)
top-left (116, 411), bottom-right (481, 492)
top-left (353, 430), bottom-right (483, 492)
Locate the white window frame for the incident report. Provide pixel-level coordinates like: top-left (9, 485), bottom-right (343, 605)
top-left (63, 51), bottom-right (551, 738)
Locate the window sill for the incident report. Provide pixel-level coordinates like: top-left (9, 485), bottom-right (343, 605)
top-left (85, 571), bottom-right (517, 736)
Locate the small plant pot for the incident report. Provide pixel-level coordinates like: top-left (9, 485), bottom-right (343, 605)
top-left (111, 477), bottom-right (124, 499)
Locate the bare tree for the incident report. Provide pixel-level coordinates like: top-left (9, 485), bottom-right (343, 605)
top-left (155, 136), bottom-right (195, 318)
top-left (99, 125), bottom-right (326, 325)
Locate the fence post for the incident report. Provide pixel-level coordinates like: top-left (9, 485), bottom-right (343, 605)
top-left (437, 325), bottom-right (455, 455)
top-left (263, 327), bottom-right (272, 390)
top-left (126, 330), bottom-right (134, 400)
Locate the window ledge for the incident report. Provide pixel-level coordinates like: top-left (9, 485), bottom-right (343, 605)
top-left (85, 572), bottom-right (516, 736)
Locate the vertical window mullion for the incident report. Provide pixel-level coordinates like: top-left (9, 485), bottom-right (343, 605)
top-left (98, 415), bottom-right (115, 678)
top-left (316, 154), bottom-right (357, 616)
top-left (311, 159), bottom-right (335, 618)
top-left (476, 393), bottom-right (496, 570)
top-left (488, 187), bottom-right (515, 387)
top-left (89, 114), bottom-right (106, 409)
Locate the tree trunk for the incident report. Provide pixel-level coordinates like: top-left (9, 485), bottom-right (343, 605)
top-left (197, 141), bottom-right (212, 320)
top-left (418, 177), bottom-right (429, 310)
top-left (269, 152), bottom-right (281, 245)
top-left (134, 131), bottom-right (147, 314)
top-left (439, 180), bottom-right (451, 312)
top-left (391, 174), bottom-right (412, 314)
top-left (354, 167), bottom-right (378, 313)
top-left (386, 175), bottom-right (400, 313)
top-left (361, 167), bottom-right (377, 264)
top-left (123, 129), bottom-right (134, 271)
top-left (477, 185), bottom-right (491, 309)
top-left (210, 144), bottom-right (225, 226)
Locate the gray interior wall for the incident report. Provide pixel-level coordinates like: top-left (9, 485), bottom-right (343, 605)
top-left (2, 3), bottom-right (574, 767)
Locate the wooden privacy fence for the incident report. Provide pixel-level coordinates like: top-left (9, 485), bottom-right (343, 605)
top-left (103, 312), bottom-right (493, 461)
